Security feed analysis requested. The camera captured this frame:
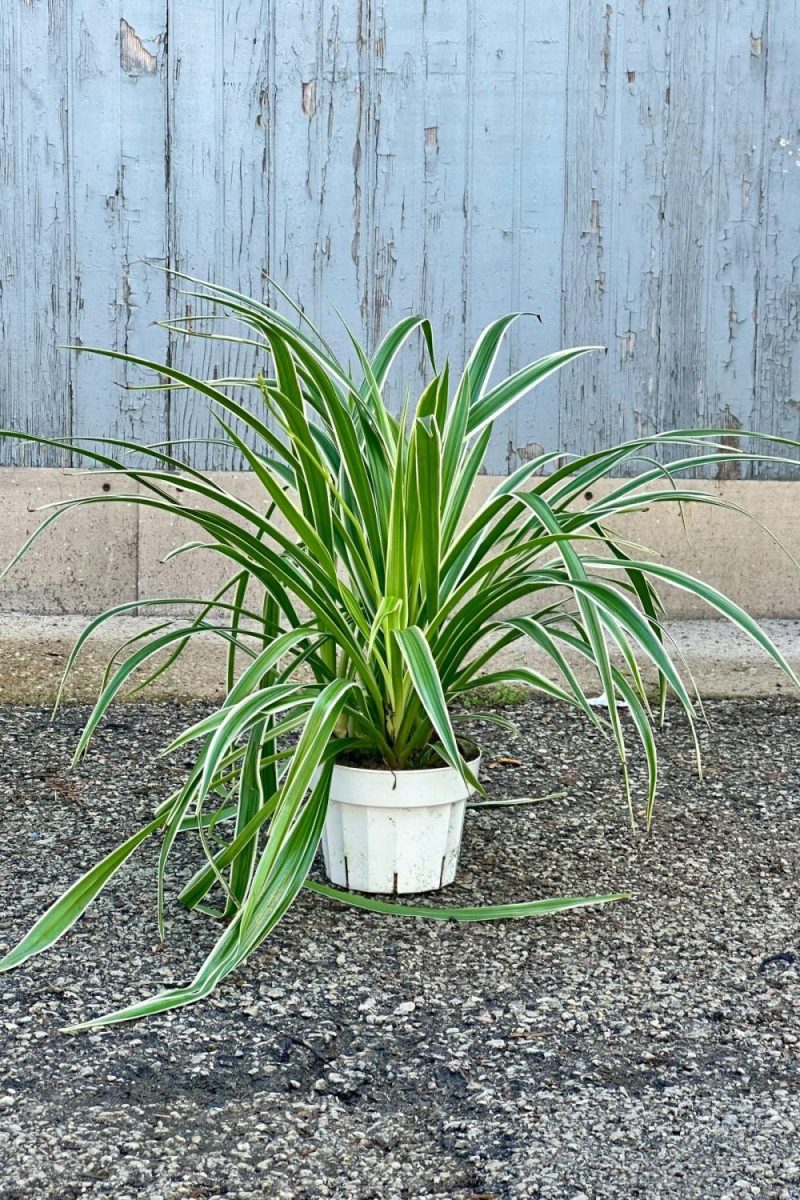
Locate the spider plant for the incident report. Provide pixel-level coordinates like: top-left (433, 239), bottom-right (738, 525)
top-left (1, 275), bottom-right (798, 1032)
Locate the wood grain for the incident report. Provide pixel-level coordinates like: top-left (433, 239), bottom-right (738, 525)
top-left (0, 0), bottom-right (72, 465)
top-left (1, 0), bottom-right (798, 476)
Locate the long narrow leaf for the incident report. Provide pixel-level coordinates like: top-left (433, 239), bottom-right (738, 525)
top-left (305, 882), bottom-right (630, 921)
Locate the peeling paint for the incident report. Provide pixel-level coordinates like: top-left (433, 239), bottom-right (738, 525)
top-left (351, 85), bottom-right (363, 270)
top-left (602, 5), bottom-right (613, 76)
top-left (620, 330), bottom-right (636, 360)
top-left (715, 409), bottom-right (743, 480)
top-left (119, 19), bottom-right (157, 76)
top-left (509, 440), bottom-right (545, 466)
top-left (301, 80), bottom-right (317, 119)
top-left (3, 0), bottom-right (799, 477)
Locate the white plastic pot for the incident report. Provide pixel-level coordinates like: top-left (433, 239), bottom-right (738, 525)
top-left (320, 752), bottom-right (481, 895)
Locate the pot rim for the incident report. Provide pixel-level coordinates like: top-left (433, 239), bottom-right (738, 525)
top-left (332, 743), bottom-right (481, 780)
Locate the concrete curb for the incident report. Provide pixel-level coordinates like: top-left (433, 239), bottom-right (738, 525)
top-left (3, 470), bottom-right (800, 619)
top-left (1, 613), bottom-right (798, 704)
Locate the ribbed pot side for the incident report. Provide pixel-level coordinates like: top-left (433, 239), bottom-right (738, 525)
top-left (320, 755), bottom-right (481, 895)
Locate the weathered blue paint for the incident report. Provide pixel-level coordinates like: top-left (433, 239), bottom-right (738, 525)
top-left (1, 1), bottom-right (798, 474)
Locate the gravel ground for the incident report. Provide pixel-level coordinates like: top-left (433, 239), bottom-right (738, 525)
top-left (0, 698), bottom-right (798, 1200)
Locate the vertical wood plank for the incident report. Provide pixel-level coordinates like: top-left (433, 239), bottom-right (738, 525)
top-left (166, 0), bottom-right (222, 469)
top-left (465, 0), bottom-right (523, 472)
top-left (417, 0), bottom-right (471, 400)
top-left (115, 3), bottom-right (170, 448)
top-left (753, 0), bottom-right (800, 475)
top-left (508, 0), bottom-right (570, 471)
top-left (308, 0), bottom-right (370, 346)
top-left (367, 0), bottom-right (425, 404)
top-left (703, 1), bottom-right (768, 476)
top-left (66, 0), bottom-right (121, 461)
top-left (168, 0), bottom-right (271, 469)
top-left (603, 0), bottom-right (669, 451)
top-left (69, 1), bottom-right (169, 456)
top-left (559, 0), bottom-right (616, 463)
top-left (269, 0), bottom-right (364, 351)
top-left (655, 1), bottom-right (720, 463)
top-left (0, 1), bottom-right (72, 466)
top-left (269, 0), bottom-right (325, 316)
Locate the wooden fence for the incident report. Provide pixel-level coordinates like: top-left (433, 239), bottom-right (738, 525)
top-left (1, 1), bottom-right (798, 474)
